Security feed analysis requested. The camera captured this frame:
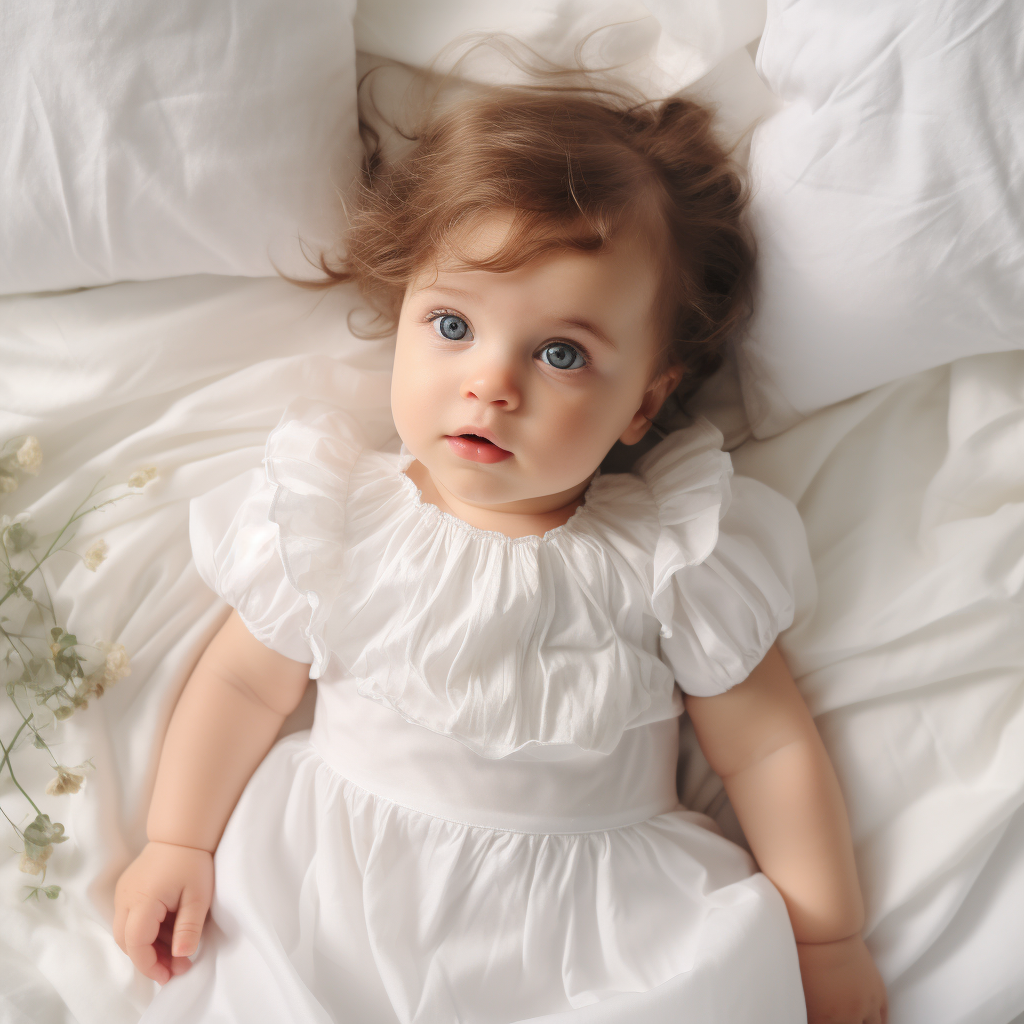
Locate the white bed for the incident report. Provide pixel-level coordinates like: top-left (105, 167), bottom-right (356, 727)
top-left (1, 2), bottom-right (1022, 1022)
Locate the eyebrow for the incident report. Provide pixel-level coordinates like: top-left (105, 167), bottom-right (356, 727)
top-left (418, 284), bottom-right (473, 299)
top-left (554, 317), bottom-right (615, 350)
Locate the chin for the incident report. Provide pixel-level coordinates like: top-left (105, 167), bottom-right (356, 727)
top-left (441, 467), bottom-right (516, 504)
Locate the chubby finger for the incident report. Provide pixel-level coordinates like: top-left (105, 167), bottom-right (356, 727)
top-left (153, 926), bottom-right (193, 979)
top-left (124, 902), bottom-right (170, 985)
top-left (171, 886), bottom-right (210, 958)
top-left (157, 918), bottom-right (194, 976)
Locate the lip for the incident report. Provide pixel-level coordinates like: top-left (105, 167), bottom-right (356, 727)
top-left (450, 426), bottom-right (505, 448)
top-left (445, 427), bottom-right (513, 464)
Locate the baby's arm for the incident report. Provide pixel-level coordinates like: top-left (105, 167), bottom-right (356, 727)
top-left (685, 645), bottom-right (887, 1024)
top-left (113, 610), bottom-right (311, 984)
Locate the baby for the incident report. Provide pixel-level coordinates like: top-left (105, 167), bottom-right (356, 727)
top-left (115, 86), bottom-right (888, 1023)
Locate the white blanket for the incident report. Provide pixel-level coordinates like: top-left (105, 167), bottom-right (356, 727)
top-left (1, 276), bottom-right (1022, 1024)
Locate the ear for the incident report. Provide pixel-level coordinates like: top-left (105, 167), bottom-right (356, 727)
top-left (619, 363), bottom-right (686, 446)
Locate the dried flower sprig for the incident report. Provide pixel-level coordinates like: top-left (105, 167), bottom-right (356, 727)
top-left (1, 438), bottom-right (157, 892)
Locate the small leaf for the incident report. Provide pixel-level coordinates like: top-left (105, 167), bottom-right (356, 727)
top-left (24, 814), bottom-right (68, 847)
top-left (21, 884), bottom-right (60, 902)
top-left (6, 522), bottom-right (35, 553)
top-left (53, 649), bottom-right (80, 682)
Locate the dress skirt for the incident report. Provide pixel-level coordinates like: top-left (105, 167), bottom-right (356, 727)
top-left (140, 689), bottom-right (806, 1024)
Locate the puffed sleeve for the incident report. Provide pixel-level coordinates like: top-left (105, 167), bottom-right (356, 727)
top-left (189, 466), bottom-right (314, 665)
top-left (636, 419), bottom-right (815, 697)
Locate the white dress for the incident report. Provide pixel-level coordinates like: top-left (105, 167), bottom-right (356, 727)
top-left (141, 402), bottom-right (813, 1024)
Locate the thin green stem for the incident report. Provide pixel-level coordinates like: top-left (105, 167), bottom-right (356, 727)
top-left (35, 565), bottom-right (57, 621)
top-left (6, 693), bottom-right (53, 760)
top-left (0, 622), bottom-right (31, 668)
top-left (0, 488), bottom-right (124, 610)
top-left (0, 800), bottom-right (23, 836)
top-left (33, 594), bottom-right (57, 622)
top-left (0, 717), bottom-right (27, 775)
top-left (0, 723), bottom-right (42, 815)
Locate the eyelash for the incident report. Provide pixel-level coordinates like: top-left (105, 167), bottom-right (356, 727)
top-left (423, 309), bottom-right (592, 371)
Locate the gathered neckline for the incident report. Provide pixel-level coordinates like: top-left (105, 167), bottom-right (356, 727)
top-left (394, 459), bottom-right (598, 546)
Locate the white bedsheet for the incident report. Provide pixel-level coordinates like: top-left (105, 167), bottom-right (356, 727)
top-left (733, 353), bottom-right (1024, 1024)
top-left (1, 275), bottom-right (1022, 1024)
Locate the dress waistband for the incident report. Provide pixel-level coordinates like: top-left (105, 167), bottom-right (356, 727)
top-left (309, 684), bottom-right (681, 834)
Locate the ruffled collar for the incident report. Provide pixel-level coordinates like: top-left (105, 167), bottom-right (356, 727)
top-left (266, 402), bottom-right (731, 758)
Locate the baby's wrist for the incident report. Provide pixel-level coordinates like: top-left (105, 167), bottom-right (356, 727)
top-left (145, 836), bottom-right (215, 856)
top-left (796, 931), bottom-right (861, 947)
top-left (789, 903), bottom-right (865, 947)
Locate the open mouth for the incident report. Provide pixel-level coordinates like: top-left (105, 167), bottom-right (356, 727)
top-left (445, 433), bottom-right (512, 463)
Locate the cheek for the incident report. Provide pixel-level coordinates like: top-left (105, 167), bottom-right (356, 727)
top-left (390, 334), bottom-right (421, 432)
top-left (550, 370), bottom-right (642, 434)
top-left (533, 392), bottom-right (617, 466)
top-left (391, 332), bottom-right (446, 440)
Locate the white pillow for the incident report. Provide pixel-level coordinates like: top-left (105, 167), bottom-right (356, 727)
top-left (737, 0), bottom-right (1024, 438)
top-left (355, 0), bottom-right (767, 121)
top-left (1, 0), bottom-right (360, 295)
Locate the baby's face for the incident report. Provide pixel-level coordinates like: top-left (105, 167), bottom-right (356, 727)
top-left (391, 216), bottom-right (673, 514)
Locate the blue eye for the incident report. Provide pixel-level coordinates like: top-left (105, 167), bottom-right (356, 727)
top-left (432, 314), bottom-right (471, 341)
top-left (540, 342), bottom-right (586, 371)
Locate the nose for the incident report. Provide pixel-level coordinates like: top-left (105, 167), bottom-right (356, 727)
top-left (459, 344), bottom-right (521, 410)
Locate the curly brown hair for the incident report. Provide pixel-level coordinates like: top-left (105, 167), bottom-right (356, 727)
top-left (314, 86), bottom-right (754, 404)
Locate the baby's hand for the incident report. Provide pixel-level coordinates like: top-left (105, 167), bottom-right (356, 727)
top-left (113, 840), bottom-right (214, 985)
top-left (797, 934), bottom-right (888, 1024)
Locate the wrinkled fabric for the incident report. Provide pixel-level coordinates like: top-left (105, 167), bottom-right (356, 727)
top-left (157, 401), bottom-right (813, 1022)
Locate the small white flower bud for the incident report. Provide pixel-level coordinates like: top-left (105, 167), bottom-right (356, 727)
top-left (104, 643), bottom-right (131, 682)
top-left (82, 539), bottom-right (108, 572)
top-left (94, 641), bottom-right (131, 684)
top-left (127, 465), bottom-right (158, 489)
top-left (45, 765), bottom-right (86, 796)
top-left (0, 473), bottom-right (17, 493)
top-left (16, 436), bottom-right (42, 474)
